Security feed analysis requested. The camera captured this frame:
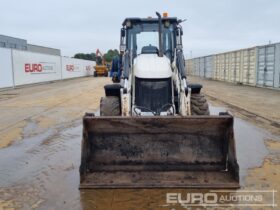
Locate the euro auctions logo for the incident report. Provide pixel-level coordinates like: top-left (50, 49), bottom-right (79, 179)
top-left (66, 64), bottom-right (80, 72)
top-left (85, 65), bottom-right (92, 71)
top-left (166, 190), bottom-right (277, 209)
top-left (24, 62), bottom-right (55, 74)
top-left (25, 63), bottom-right (42, 72)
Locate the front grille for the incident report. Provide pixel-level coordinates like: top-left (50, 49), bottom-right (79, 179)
top-left (135, 77), bottom-right (172, 113)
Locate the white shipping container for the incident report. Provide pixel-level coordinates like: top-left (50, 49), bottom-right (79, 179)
top-left (224, 53), bottom-right (230, 81)
top-left (256, 43), bottom-right (280, 88)
top-left (217, 54), bottom-right (223, 80)
top-left (213, 55), bottom-right (219, 80)
top-left (217, 53), bottom-right (230, 81)
top-left (205, 56), bottom-right (214, 79)
top-left (215, 54), bottom-right (224, 80)
top-left (193, 58), bottom-right (200, 76)
top-left (199, 57), bottom-right (205, 77)
top-left (12, 50), bottom-right (62, 86)
top-left (241, 48), bottom-right (257, 86)
top-left (190, 59), bottom-right (195, 75)
top-left (185, 59), bottom-right (193, 75)
top-left (229, 51), bottom-right (242, 83)
top-left (0, 47), bottom-right (14, 88)
top-left (185, 43), bottom-right (280, 90)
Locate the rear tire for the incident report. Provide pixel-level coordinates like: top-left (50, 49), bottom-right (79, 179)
top-left (100, 96), bottom-right (121, 116)
top-left (191, 93), bottom-right (210, 115)
top-left (94, 71), bottom-right (97, 77)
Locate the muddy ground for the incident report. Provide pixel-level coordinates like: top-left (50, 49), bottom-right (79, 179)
top-left (0, 76), bottom-right (279, 210)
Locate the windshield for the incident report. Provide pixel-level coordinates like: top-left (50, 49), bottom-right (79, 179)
top-left (127, 23), bottom-right (175, 58)
top-left (136, 32), bottom-right (158, 54)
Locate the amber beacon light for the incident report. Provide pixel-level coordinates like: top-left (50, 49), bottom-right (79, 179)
top-left (163, 12), bottom-right (168, 17)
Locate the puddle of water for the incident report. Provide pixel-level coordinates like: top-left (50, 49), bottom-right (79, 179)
top-left (0, 122), bottom-right (82, 210)
top-left (94, 109), bottom-right (100, 116)
top-left (209, 105), bottom-right (271, 183)
top-left (22, 119), bottom-right (39, 137)
top-left (0, 129), bottom-right (54, 186)
top-left (0, 106), bottom-right (278, 210)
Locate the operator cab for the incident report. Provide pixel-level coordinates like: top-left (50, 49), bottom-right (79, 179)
top-left (114, 13), bottom-right (188, 116)
top-left (120, 16), bottom-right (183, 115)
top-left (121, 17), bottom-right (179, 61)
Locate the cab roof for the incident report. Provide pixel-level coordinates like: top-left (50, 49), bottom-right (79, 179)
top-left (122, 17), bottom-right (178, 27)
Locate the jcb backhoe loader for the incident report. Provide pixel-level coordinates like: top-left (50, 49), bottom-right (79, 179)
top-left (80, 13), bottom-right (239, 189)
top-left (94, 49), bottom-right (108, 77)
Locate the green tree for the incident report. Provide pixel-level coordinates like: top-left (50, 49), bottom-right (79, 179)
top-left (104, 49), bottom-right (119, 62)
top-left (73, 53), bottom-right (96, 61)
top-left (73, 49), bottom-right (119, 63)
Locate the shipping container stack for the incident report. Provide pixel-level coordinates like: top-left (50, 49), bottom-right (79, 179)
top-left (185, 43), bottom-right (280, 89)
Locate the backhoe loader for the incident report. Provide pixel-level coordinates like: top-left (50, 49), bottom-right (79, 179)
top-left (80, 12), bottom-right (239, 188)
top-left (94, 49), bottom-right (108, 77)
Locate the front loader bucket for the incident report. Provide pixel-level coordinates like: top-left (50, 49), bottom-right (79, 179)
top-left (80, 113), bottom-right (239, 189)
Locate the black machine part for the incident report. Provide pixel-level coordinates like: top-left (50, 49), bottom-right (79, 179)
top-left (134, 77), bottom-right (172, 114)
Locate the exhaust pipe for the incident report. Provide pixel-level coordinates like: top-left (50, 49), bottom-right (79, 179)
top-left (156, 12), bottom-right (163, 57)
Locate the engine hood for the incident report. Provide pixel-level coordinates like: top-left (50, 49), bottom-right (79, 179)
top-left (133, 54), bottom-right (172, 79)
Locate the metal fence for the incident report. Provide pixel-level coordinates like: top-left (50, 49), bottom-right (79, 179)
top-left (186, 43), bottom-right (280, 89)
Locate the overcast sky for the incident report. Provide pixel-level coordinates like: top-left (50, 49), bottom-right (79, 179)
top-left (0, 0), bottom-right (279, 58)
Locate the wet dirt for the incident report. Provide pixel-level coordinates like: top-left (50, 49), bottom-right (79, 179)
top-left (0, 122), bottom-right (82, 209)
top-left (209, 106), bottom-right (273, 183)
top-left (188, 76), bottom-right (280, 126)
top-left (1, 105), bottom-right (279, 210)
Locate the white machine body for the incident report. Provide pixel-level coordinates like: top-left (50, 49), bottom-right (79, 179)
top-left (134, 54), bottom-right (172, 79)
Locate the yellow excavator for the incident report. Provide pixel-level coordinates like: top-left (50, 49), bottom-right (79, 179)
top-left (80, 13), bottom-right (239, 189)
top-left (94, 49), bottom-right (108, 77)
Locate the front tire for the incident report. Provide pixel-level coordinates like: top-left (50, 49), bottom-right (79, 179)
top-left (191, 94), bottom-right (210, 115)
top-left (100, 96), bottom-right (121, 116)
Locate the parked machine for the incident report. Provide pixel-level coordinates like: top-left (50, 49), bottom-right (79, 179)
top-left (94, 49), bottom-right (108, 77)
top-left (110, 55), bottom-right (121, 83)
top-left (80, 13), bottom-right (239, 188)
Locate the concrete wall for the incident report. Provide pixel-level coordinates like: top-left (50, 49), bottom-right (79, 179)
top-left (12, 50), bottom-right (62, 86)
top-left (0, 48), bottom-right (95, 89)
top-left (0, 48), bottom-right (14, 88)
top-left (61, 57), bottom-right (95, 79)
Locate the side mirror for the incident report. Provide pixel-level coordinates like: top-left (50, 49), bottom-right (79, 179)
top-left (176, 28), bottom-right (183, 36)
top-left (120, 28), bottom-right (126, 53)
top-left (121, 28), bottom-right (125, 37)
